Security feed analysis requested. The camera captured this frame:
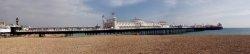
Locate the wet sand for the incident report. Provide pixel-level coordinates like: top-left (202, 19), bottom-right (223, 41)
top-left (0, 35), bottom-right (249, 54)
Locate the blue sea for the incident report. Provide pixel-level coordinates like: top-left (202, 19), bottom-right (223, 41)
top-left (182, 28), bottom-right (250, 35)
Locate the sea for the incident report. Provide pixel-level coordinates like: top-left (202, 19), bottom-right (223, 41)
top-left (72, 28), bottom-right (250, 37)
top-left (181, 28), bottom-right (250, 35)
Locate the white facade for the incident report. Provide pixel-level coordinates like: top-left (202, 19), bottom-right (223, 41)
top-left (103, 13), bottom-right (169, 29)
top-left (0, 21), bottom-right (11, 33)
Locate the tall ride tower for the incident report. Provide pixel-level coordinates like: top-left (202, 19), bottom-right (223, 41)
top-left (16, 17), bottom-right (19, 26)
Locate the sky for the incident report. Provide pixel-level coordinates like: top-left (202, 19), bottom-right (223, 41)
top-left (0, 0), bottom-right (250, 28)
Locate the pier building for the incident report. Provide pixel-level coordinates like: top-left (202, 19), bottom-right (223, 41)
top-left (103, 13), bottom-right (169, 29)
top-left (0, 19), bottom-right (11, 33)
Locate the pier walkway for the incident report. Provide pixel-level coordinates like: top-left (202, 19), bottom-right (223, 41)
top-left (9, 28), bottom-right (209, 37)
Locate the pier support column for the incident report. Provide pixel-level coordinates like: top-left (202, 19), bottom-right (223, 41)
top-left (39, 34), bottom-right (45, 37)
top-left (65, 33), bottom-right (73, 37)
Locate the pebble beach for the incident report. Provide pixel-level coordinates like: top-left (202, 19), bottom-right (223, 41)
top-left (0, 35), bottom-right (249, 54)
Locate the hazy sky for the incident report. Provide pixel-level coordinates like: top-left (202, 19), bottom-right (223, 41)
top-left (0, 0), bottom-right (250, 28)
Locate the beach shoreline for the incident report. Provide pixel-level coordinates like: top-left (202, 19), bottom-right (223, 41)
top-left (0, 35), bottom-right (249, 54)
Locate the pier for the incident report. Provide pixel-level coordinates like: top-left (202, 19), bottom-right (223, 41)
top-left (8, 27), bottom-right (214, 37)
top-left (0, 13), bottom-right (223, 37)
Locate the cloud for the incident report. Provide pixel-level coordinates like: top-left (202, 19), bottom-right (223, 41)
top-left (162, 0), bottom-right (214, 7)
top-left (163, 0), bottom-right (177, 7)
top-left (0, 0), bottom-right (102, 27)
top-left (137, 0), bottom-right (250, 28)
top-left (108, 0), bottom-right (146, 7)
top-left (1, 0), bottom-right (250, 28)
top-left (84, 0), bottom-right (146, 7)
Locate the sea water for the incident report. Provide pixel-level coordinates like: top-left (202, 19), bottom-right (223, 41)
top-left (72, 28), bottom-right (250, 37)
top-left (182, 28), bottom-right (250, 35)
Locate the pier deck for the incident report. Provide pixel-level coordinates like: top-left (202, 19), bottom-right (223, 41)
top-left (7, 28), bottom-right (217, 37)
